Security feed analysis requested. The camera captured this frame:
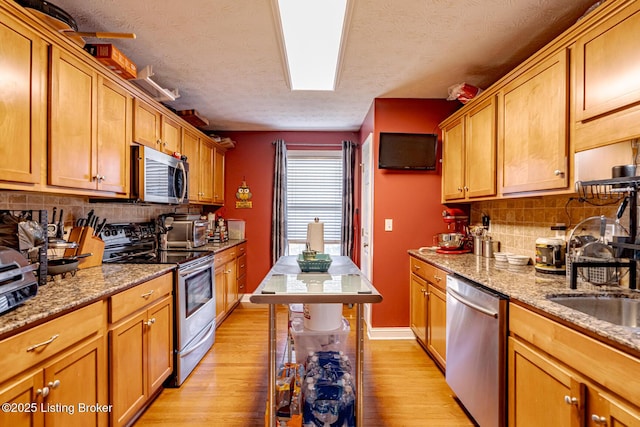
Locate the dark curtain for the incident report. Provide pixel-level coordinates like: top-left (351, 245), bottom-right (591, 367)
top-left (271, 139), bottom-right (288, 265)
top-left (341, 140), bottom-right (356, 257)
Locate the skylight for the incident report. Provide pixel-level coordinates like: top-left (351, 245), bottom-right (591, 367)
top-left (276, 0), bottom-right (348, 91)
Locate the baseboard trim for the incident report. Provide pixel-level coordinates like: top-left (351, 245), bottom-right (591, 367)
top-left (366, 326), bottom-right (415, 340)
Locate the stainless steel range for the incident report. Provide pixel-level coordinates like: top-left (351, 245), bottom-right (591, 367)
top-left (100, 222), bottom-right (216, 387)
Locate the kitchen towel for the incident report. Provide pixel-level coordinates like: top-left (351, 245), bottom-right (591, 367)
top-left (307, 220), bottom-right (324, 253)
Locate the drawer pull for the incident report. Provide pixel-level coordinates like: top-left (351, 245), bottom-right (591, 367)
top-left (140, 290), bottom-right (154, 299)
top-left (591, 414), bottom-right (606, 424)
top-left (26, 334), bottom-right (59, 352)
top-left (36, 387), bottom-right (49, 397)
top-left (414, 266), bottom-right (421, 270)
top-left (563, 395), bottom-right (578, 406)
top-left (239, 264), bottom-right (245, 268)
top-left (146, 318), bottom-right (156, 326)
top-left (47, 380), bottom-right (61, 389)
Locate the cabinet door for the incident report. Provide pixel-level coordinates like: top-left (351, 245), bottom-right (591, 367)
top-left (110, 313), bottom-right (146, 426)
top-left (160, 116), bottom-right (181, 155)
top-left (214, 264), bottom-right (226, 325)
top-left (49, 47), bottom-right (98, 190)
top-left (133, 98), bottom-right (160, 148)
top-left (0, 371), bottom-right (44, 427)
top-left (501, 49), bottom-right (569, 194)
top-left (441, 117), bottom-right (465, 201)
top-left (409, 275), bottom-right (427, 344)
top-left (200, 140), bottom-right (215, 203)
top-left (426, 283), bottom-right (446, 370)
top-left (0, 13), bottom-right (46, 185)
top-left (508, 337), bottom-right (584, 427)
top-left (146, 297), bottom-right (173, 394)
top-left (182, 129), bottom-right (201, 202)
top-left (465, 97), bottom-right (496, 199)
top-left (213, 148), bottom-right (225, 204)
top-left (43, 336), bottom-right (107, 427)
top-left (587, 387), bottom-right (640, 427)
top-left (96, 76), bottom-right (130, 194)
top-left (225, 258), bottom-right (238, 312)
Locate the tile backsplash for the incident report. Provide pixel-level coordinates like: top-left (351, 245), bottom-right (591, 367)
top-left (0, 191), bottom-right (202, 230)
top-left (470, 194), bottom-right (623, 259)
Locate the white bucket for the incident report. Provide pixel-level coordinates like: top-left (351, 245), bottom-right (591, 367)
top-left (303, 303), bottom-right (343, 331)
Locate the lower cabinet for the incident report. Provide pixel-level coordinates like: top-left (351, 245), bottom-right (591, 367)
top-left (509, 303), bottom-right (640, 426)
top-left (109, 273), bottom-right (173, 427)
top-left (409, 255), bottom-right (447, 370)
top-left (214, 243), bottom-right (247, 327)
top-left (0, 302), bottom-right (107, 427)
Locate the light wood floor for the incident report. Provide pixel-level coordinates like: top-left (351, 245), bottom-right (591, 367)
top-left (135, 303), bottom-right (475, 426)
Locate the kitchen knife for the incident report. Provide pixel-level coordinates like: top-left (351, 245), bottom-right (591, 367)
top-left (95, 218), bottom-right (107, 236)
top-left (86, 209), bottom-right (94, 226)
top-left (90, 215), bottom-right (99, 230)
top-left (51, 207), bottom-right (57, 225)
top-left (57, 208), bottom-right (64, 239)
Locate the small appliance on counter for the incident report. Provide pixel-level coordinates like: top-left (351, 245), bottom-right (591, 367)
top-left (436, 208), bottom-right (471, 254)
top-left (535, 237), bottom-right (566, 274)
top-left (166, 217), bottom-right (208, 248)
top-left (0, 246), bottom-right (39, 314)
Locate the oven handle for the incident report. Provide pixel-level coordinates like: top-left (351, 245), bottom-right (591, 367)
top-left (447, 286), bottom-right (499, 318)
top-left (181, 322), bottom-right (215, 357)
top-left (180, 261), bottom-right (213, 277)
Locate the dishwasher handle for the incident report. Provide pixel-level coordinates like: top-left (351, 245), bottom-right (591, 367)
top-left (447, 286), bottom-right (499, 318)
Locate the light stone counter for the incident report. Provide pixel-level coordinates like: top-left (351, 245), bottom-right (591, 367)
top-left (0, 263), bottom-right (175, 339)
top-left (409, 249), bottom-right (640, 355)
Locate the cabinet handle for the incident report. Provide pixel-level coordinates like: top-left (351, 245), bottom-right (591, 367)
top-left (463, 186), bottom-right (469, 191)
top-left (47, 380), bottom-right (61, 389)
top-left (239, 264), bottom-right (245, 268)
top-left (226, 269), bottom-right (232, 274)
top-left (156, 139), bottom-right (162, 145)
top-left (563, 395), bottom-right (578, 406)
top-left (36, 387), bottom-right (50, 397)
top-left (414, 265), bottom-right (421, 270)
top-left (26, 334), bottom-right (59, 352)
top-left (101, 175), bottom-right (107, 182)
top-left (140, 290), bottom-right (154, 299)
top-left (591, 414), bottom-right (607, 424)
top-left (146, 318), bottom-right (156, 326)
top-left (457, 187), bottom-right (463, 192)
top-left (554, 170), bottom-right (564, 176)
top-left (433, 275), bottom-right (442, 282)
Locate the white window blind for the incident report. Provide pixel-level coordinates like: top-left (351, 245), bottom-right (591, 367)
top-left (286, 150), bottom-right (343, 244)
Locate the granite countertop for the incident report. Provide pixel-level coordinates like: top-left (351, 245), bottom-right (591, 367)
top-left (0, 264), bottom-right (175, 339)
top-left (408, 249), bottom-right (640, 355)
top-left (198, 239), bottom-right (246, 253)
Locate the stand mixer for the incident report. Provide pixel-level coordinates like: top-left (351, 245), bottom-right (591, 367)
top-left (436, 208), bottom-right (472, 254)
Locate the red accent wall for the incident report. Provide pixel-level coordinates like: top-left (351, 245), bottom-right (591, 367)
top-left (213, 131), bottom-right (358, 295)
top-left (358, 99), bottom-right (460, 328)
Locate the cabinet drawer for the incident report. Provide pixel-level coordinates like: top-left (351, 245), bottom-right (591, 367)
top-left (237, 274), bottom-right (246, 294)
top-left (410, 257), bottom-right (447, 289)
top-left (0, 301), bottom-right (104, 383)
top-left (110, 273), bottom-right (172, 324)
top-left (237, 253), bottom-right (247, 278)
top-left (236, 242), bottom-right (247, 256)
top-left (214, 248), bottom-right (234, 268)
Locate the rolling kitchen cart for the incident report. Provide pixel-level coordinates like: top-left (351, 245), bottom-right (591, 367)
top-left (250, 255), bottom-right (383, 427)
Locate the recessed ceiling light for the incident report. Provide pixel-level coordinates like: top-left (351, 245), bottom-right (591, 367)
top-left (276, 0), bottom-right (349, 91)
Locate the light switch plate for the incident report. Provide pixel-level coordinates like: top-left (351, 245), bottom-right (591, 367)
top-left (385, 218), bottom-right (393, 231)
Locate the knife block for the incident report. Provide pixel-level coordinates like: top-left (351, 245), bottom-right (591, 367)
top-left (65, 226), bottom-right (105, 269)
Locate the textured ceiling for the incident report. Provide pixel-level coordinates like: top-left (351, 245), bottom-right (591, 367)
top-left (45, 0), bottom-right (598, 131)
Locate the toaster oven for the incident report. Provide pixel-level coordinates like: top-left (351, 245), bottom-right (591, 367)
top-left (166, 220), bottom-right (209, 248)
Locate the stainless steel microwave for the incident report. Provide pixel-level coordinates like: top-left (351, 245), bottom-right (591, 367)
top-left (132, 146), bottom-right (189, 204)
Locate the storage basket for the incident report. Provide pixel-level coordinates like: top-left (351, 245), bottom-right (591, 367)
top-left (296, 254), bottom-right (332, 272)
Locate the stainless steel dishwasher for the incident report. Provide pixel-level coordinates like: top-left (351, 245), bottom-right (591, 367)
top-left (446, 275), bottom-right (508, 427)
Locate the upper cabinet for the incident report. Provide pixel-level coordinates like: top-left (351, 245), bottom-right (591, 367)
top-left (573, 1), bottom-right (640, 151)
top-left (500, 49), bottom-right (569, 194)
top-left (213, 147), bottom-right (225, 205)
top-left (49, 47), bottom-right (130, 195)
top-left (182, 129), bottom-right (215, 204)
top-left (133, 98), bottom-right (182, 155)
top-left (0, 10), bottom-right (47, 186)
top-left (441, 96), bottom-right (497, 202)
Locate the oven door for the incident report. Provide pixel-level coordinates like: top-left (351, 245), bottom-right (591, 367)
top-left (176, 254), bottom-right (216, 351)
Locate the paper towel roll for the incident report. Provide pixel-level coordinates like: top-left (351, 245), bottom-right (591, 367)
top-left (307, 221), bottom-right (325, 253)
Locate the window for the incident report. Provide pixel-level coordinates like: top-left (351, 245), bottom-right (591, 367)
top-left (286, 150), bottom-right (343, 255)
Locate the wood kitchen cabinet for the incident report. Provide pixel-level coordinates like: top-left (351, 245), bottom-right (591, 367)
top-left (213, 147), bottom-right (226, 205)
top-left (441, 96), bottom-right (497, 202)
top-left (0, 9), bottom-right (47, 186)
top-left (0, 301), bottom-right (107, 427)
top-left (133, 98), bottom-right (182, 155)
top-left (573, 0), bottom-right (640, 151)
top-left (182, 130), bottom-right (215, 204)
top-left (409, 255), bottom-right (447, 370)
top-left (215, 243), bottom-right (245, 327)
top-left (509, 303), bottom-right (640, 427)
top-left (109, 273), bottom-right (173, 427)
top-left (500, 49), bottom-right (569, 194)
top-left (49, 46), bottom-right (130, 195)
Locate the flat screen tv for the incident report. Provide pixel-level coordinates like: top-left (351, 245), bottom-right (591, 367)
top-left (378, 132), bottom-right (438, 170)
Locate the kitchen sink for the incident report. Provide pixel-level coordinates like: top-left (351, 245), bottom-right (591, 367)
top-left (547, 294), bottom-right (640, 327)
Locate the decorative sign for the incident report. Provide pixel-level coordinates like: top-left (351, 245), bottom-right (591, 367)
top-left (235, 179), bottom-right (253, 208)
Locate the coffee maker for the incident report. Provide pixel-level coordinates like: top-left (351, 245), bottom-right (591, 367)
top-left (535, 237), bottom-right (566, 274)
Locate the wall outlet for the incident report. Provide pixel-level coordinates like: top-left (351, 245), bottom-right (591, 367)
top-left (384, 218), bottom-right (393, 231)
